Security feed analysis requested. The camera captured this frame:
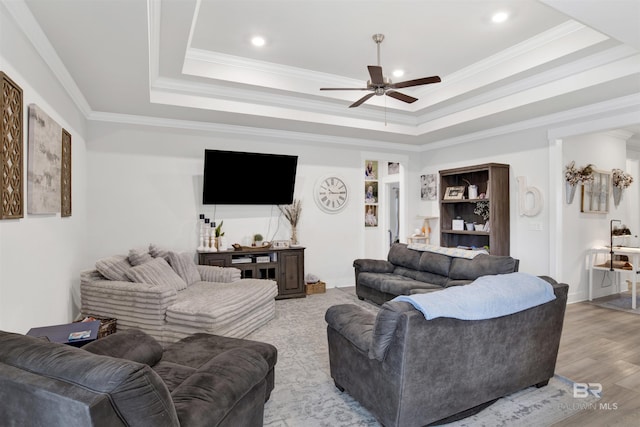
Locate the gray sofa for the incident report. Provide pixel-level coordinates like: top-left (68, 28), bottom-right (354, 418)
top-left (0, 328), bottom-right (277, 427)
top-left (326, 277), bottom-right (568, 427)
top-left (354, 243), bottom-right (519, 305)
top-left (81, 245), bottom-right (278, 346)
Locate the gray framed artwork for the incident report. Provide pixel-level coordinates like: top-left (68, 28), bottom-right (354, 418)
top-left (28, 104), bottom-right (62, 214)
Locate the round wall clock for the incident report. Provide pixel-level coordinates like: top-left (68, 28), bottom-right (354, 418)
top-left (314, 176), bottom-right (349, 213)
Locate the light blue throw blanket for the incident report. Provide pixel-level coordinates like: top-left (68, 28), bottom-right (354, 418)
top-left (393, 272), bottom-right (556, 320)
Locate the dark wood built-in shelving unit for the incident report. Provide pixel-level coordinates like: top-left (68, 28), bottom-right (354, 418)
top-left (198, 247), bottom-right (306, 299)
top-left (439, 163), bottom-right (510, 256)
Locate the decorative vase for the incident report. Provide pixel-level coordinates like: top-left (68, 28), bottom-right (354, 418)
top-left (565, 182), bottom-right (577, 204)
top-left (290, 226), bottom-right (298, 246)
top-left (613, 186), bottom-right (622, 207)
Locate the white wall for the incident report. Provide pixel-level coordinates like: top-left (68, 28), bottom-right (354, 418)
top-left (0, 2), bottom-right (88, 333)
top-left (562, 132), bottom-right (633, 302)
top-left (86, 121), bottom-right (409, 288)
top-left (417, 129), bottom-right (552, 275)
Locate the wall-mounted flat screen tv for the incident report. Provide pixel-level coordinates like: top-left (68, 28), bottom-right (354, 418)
top-left (203, 149), bottom-right (298, 205)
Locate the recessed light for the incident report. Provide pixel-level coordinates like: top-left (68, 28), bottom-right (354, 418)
top-left (392, 69), bottom-right (404, 78)
top-left (251, 36), bottom-right (266, 47)
top-left (492, 11), bottom-right (509, 23)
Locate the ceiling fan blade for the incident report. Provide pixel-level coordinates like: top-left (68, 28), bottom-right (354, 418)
top-left (349, 92), bottom-right (376, 108)
top-left (390, 76), bottom-right (441, 89)
top-left (320, 87), bottom-right (370, 91)
top-left (368, 66), bottom-right (384, 85)
top-left (386, 90), bottom-right (418, 104)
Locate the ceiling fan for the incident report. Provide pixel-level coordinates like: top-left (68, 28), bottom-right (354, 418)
top-left (320, 34), bottom-right (441, 108)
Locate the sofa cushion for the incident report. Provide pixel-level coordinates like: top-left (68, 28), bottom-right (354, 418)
top-left (128, 247), bottom-right (154, 266)
top-left (388, 243), bottom-right (422, 270)
top-left (448, 254), bottom-right (519, 281)
top-left (95, 255), bottom-right (131, 282)
top-left (83, 329), bottom-right (164, 367)
top-left (125, 257), bottom-right (188, 291)
top-left (417, 251), bottom-right (452, 277)
top-left (168, 251), bottom-right (201, 285)
top-left (358, 272), bottom-right (441, 296)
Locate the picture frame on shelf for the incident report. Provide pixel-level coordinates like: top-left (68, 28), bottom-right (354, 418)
top-left (444, 186), bottom-right (465, 200)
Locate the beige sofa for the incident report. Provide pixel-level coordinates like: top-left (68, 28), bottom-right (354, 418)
top-left (80, 245), bottom-right (278, 346)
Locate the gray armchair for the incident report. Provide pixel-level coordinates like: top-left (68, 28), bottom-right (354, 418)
top-left (0, 328), bottom-right (277, 426)
top-left (325, 277), bottom-right (568, 427)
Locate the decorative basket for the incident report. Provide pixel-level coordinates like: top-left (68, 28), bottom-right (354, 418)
top-left (306, 281), bottom-right (326, 295)
top-left (77, 316), bottom-right (117, 338)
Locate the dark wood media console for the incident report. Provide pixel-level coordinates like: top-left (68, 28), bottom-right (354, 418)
top-left (198, 246), bottom-right (306, 299)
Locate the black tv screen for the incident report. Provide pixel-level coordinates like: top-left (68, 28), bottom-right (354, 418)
top-left (203, 149), bottom-right (298, 205)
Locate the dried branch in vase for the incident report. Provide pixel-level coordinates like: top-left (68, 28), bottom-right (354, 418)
top-left (278, 199), bottom-right (302, 226)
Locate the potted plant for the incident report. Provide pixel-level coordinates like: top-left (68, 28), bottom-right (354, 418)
top-left (564, 161), bottom-right (594, 204)
top-left (612, 168), bottom-right (633, 206)
top-left (253, 233), bottom-right (264, 247)
top-left (214, 221), bottom-right (227, 250)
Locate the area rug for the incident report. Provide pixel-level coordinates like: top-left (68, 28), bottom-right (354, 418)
top-left (246, 287), bottom-right (595, 427)
top-left (588, 291), bottom-right (640, 315)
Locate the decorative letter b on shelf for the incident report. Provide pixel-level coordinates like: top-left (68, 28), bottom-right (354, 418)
top-left (517, 176), bottom-right (543, 217)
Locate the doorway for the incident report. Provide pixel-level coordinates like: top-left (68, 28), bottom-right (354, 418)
top-left (387, 183), bottom-right (400, 248)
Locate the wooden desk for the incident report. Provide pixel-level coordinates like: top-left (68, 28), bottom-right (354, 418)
top-left (588, 246), bottom-right (639, 309)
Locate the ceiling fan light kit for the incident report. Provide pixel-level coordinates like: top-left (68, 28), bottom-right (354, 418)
top-left (320, 33), bottom-right (441, 108)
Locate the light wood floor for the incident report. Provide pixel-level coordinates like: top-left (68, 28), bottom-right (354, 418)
top-left (553, 298), bottom-right (640, 426)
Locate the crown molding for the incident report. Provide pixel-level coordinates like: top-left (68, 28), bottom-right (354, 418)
top-left (87, 110), bottom-right (423, 152)
top-left (3, 0), bottom-right (92, 117)
top-left (423, 94), bottom-right (640, 151)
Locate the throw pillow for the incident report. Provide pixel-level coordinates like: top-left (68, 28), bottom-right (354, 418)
top-left (95, 255), bottom-right (132, 282)
top-left (128, 247), bottom-right (153, 266)
top-left (148, 243), bottom-right (170, 260)
top-left (167, 251), bottom-right (201, 285)
top-left (125, 257), bottom-right (187, 291)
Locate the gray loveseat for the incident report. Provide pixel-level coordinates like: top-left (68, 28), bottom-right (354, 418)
top-left (326, 277), bottom-right (568, 427)
top-left (354, 243), bottom-right (519, 305)
top-left (0, 328), bottom-right (277, 426)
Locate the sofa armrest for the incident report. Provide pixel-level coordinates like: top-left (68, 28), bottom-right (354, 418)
top-left (353, 259), bottom-right (395, 273)
top-left (196, 265), bottom-right (241, 283)
top-left (83, 329), bottom-right (164, 366)
top-left (325, 304), bottom-right (376, 354)
top-left (81, 278), bottom-right (177, 302)
top-left (368, 301), bottom-right (416, 361)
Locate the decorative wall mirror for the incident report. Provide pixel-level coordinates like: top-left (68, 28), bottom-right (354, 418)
top-left (581, 170), bottom-right (610, 214)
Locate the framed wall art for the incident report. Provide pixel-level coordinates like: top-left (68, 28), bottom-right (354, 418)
top-left (581, 170), bottom-right (610, 214)
top-left (61, 128), bottom-right (72, 217)
top-left (365, 205), bottom-right (378, 227)
top-left (28, 104), bottom-right (62, 214)
top-left (421, 174), bottom-right (437, 201)
top-left (365, 160), bottom-right (378, 180)
top-left (0, 71), bottom-right (23, 219)
top-left (365, 181), bottom-right (378, 203)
